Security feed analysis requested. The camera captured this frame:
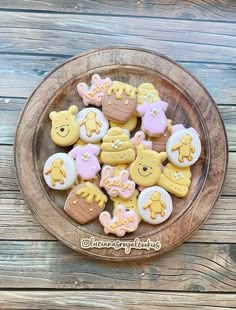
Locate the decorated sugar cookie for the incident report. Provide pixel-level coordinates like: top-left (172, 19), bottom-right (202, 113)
top-left (49, 105), bottom-right (80, 147)
top-left (157, 163), bottom-right (191, 197)
top-left (166, 129), bottom-right (201, 167)
top-left (129, 145), bottom-right (167, 187)
top-left (136, 99), bottom-right (168, 137)
top-left (77, 74), bottom-right (112, 107)
top-left (137, 83), bottom-right (160, 104)
top-left (100, 165), bottom-right (135, 200)
top-left (138, 186), bottom-right (173, 225)
top-left (109, 115), bottom-right (138, 132)
top-left (77, 107), bottom-right (109, 143)
top-left (131, 131), bottom-right (152, 154)
top-left (99, 205), bottom-right (139, 237)
top-left (103, 81), bottom-right (138, 123)
top-left (68, 144), bottom-right (101, 180)
top-left (112, 190), bottom-right (142, 223)
top-left (64, 182), bottom-right (107, 224)
top-left (100, 127), bottom-right (135, 165)
top-left (43, 153), bottom-right (77, 190)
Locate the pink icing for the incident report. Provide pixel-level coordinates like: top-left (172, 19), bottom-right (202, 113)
top-left (171, 124), bottom-right (199, 136)
top-left (68, 144), bottom-right (101, 180)
top-left (100, 166), bottom-right (135, 199)
top-left (99, 205), bottom-right (139, 237)
top-left (131, 131), bottom-right (152, 154)
top-left (136, 100), bottom-right (168, 136)
top-left (77, 74), bottom-right (112, 106)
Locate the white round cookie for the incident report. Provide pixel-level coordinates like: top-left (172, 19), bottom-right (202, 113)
top-left (77, 107), bottom-right (109, 143)
top-left (166, 129), bottom-right (201, 167)
top-left (138, 186), bottom-right (173, 225)
top-left (43, 153), bottom-right (77, 190)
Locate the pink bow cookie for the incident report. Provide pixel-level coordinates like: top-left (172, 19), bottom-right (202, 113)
top-left (131, 131), bottom-right (152, 154)
top-left (100, 165), bottom-right (135, 199)
top-left (99, 205), bottom-right (139, 237)
top-left (77, 74), bottom-right (112, 106)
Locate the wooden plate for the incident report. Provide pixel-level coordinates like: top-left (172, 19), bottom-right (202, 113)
top-left (14, 47), bottom-right (228, 261)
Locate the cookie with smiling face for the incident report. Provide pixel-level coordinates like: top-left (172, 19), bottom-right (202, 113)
top-left (49, 105), bottom-right (80, 147)
top-left (129, 145), bottom-right (167, 187)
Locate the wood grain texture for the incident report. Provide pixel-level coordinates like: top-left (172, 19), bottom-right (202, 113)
top-left (0, 291), bottom-right (235, 309)
top-left (0, 13), bottom-right (235, 63)
top-left (0, 192), bottom-right (235, 243)
top-left (0, 0), bottom-right (235, 22)
top-left (0, 241), bottom-right (234, 291)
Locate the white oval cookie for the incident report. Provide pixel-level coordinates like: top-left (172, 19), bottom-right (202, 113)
top-left (138, 186), bottom-right (173, 225)
top-left (166, 129), bottom-right (201, 167)
top-left (43, 153), bottom-right (77, 190)
top-left (77, 107), bottom-right (109, 143)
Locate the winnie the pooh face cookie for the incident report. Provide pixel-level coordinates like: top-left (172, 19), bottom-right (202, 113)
top-left (43, 153), bottom-right (77, 190)
top-left (167, 129), bottom-right (201, 167)
top-left (112, 190), bottom-right (142, 223)
top-left (129, 145), bottom-right (167, 187)
top-left (137, 83), bottom-right (160, 104)
top-left (77, 107), bottom-right (109, 143)
top-left (49, 105), bottom-right (80, 147)
top-left (100, 127), bottom-right (135, 165)
top-left (103, 81), bottom-right (138, 123)
top-left (138, 186), bottom-right (173, 225)
top-left (157, 163), bottom-right (191, 197)
top-left (64, 182), bottom-right (107, 224)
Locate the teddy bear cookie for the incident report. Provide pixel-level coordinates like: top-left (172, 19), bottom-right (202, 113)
top-left (99, 205), bottom-right (139, 237)
top-left (137, 83), bottom-right (160, 104)
top-left (166, 129), bottom-right (201, 167)
top-left (43, 153), bottom-right (77, 190)
top-left (64, 182), bottom-right (107, 224)
top-left (103, 81), bottom-right (138, 123)
top-left (68, 144), bottom-right (101, 180)
top-left (138, 186), bottom-right (173, 225)
top-left (77, 74), bottom-right (112, 107)
top-left (129, 145), bottom-right (167, 187)
top-left (49, 105), bottom-right (80, 147)
top-left (100, 127), bottom-right (135, 165)
top-left (157, 163), bottom-right (191, 197)
top-left (77, 107), bottom-right (109, 143)
top-left (112, 189), bottom-right (142, 223)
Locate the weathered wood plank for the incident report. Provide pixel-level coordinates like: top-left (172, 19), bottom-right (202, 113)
top-left (0, 146), bottom-right (234, 195)
top-left (0, 241), bottom-right (234, 291)
top-left (0, 291), bottom-right (235, 309)
top-left (0, 192), bottom-right (235, 243)
top-left (0, 13), bottom-right (235, 63)
top-left (0, 0), bottom-right (235, 22)
top-left (0, 54), bottom-right (235, 104)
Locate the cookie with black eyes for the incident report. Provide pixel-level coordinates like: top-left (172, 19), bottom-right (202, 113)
top-left (49, 105), bottom-right (80, 147)
top-left (129, 145), bottom-right (167, 187)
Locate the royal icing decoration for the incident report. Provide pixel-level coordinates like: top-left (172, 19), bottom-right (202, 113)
top-left (137, 83), bottom-right (160, 104)
top-left (100, 165), bottom-right (135, 199)
top-left (131, 131), bottom-right (152, 154)
top-left (99, 205), bottom-right (139, 237)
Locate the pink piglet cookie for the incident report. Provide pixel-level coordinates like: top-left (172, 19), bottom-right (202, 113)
top-left (68, 144), bottom-right (101, 180)
top-left (77, 74), bottom-right (112, 106)
top-left (131, 131), bottom-right (152, 154)
top-left (136, 99), bottom-right (168, 137)
top-left (99, 205), bottom-right (139, 237)
top-left (100, 165), bottom-right (135, 199)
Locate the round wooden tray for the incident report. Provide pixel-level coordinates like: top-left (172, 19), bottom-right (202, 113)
top-left (14, 47), bottom-right (228, 261)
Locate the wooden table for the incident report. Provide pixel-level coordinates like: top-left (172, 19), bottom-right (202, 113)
top-left (0, 1), bottom-right (235, 308)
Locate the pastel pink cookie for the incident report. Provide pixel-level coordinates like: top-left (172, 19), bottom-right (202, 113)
top-left (136, 100), bottom-right (168, 137)
top-left (99, 205), bottom-right (139, 237)
top-left (171, 124), bottom-right (199, 136)
top-left (131, 131), bottom-right (152, 154)
top-left (100, 165), bottom-right (135, 199)
top-left (77, 74), bottom-right (112, 106)
top-left (68, 144), bottom-right (101, 180)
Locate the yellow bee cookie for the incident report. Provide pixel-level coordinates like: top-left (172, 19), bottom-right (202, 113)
top-left (137, 83), bottom-right (160, 104)
top-left (49, 105), bottom-right (80, 147)
top-left (157, 163), bottom-right (191, 197)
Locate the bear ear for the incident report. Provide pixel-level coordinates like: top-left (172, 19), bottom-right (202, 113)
top-left (137, 145), bottom-right (145, 154)
top-left (68, 105), bottom-right (78, 115)
top-left (158, 152), bottom-right (167, 162)
top-left (49, 111), bottom-right (57, 120)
